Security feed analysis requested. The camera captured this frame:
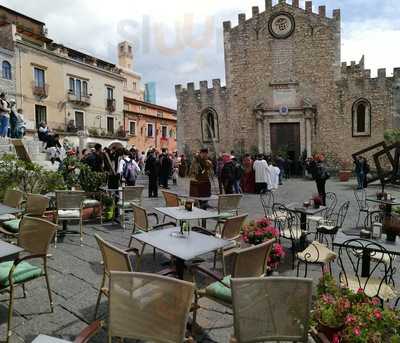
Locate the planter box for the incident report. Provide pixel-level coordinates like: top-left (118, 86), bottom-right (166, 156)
top-left (338, 170), bottom-right (352, 182)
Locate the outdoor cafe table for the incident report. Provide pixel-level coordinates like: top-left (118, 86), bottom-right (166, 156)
top-left (333, 230), bottom-right (400, 277)
top-left (287, 204), bottom-right (326, 231)
top-left (132, 227), bottom-right (231, 279)
top-left (0, 203), bottom-right (21, 217)
top-left (154, 206), bottom-right (221, 228)
top-left (0, 239), bottom-right (23, 263)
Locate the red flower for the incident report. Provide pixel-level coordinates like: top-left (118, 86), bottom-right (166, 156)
top-left (357, 288), bottom-right (364, 294)
top-left (371, 297), bottom-right (381, 306)
top-left (353, 327), bottom-right (361, 336)
top-left (332, 334), bottom-right (340, 343)
top-left (373, 309), bottom-right (382, 320)
top-left (345, 314), bottom-right (356, 324)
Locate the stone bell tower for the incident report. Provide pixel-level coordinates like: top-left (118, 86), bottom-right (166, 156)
top-left (118, 41), bottom-right (134, 70)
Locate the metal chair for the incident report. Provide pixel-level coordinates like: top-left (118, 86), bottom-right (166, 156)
top-left (316, 201), bottom-right (350, 248)
top-left (337, 238), bottom-right (396, 302)
top-left (108, 271), bottom-right (194, 343)
top-left (55, 190), bottom-right (85, 247)
top-left (307, 192), bottom-right (337, 228)
top-left (1, 193), bottom-right (50, 237)
top-left (260, 191), bottom-right (275, 218)
top-left (117, 186), bottom-right (144, 229)
top-left (270, 202), bottom-right (289, 228)
top-left (0, 189), bottom-right (24, 223)
top-left (354, 189), bottom-right (373, 228)
top-left (191, 239), bottom-right (275, 329)
top-left (93, 234), bottom-right (139, 320)
top-left (230, 277), bottom-right (313, 343)
top-left (0, 216), bottom-right (57, 342)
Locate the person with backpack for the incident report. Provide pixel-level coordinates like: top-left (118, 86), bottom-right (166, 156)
top-left (221, 154), bottom-right (236, 194)
top-left (118, 150), bottom-right (140, 186)
top-left (232, 157), bottom-right (243, 194)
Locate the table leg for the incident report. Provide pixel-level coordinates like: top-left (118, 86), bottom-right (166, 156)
top-left (176, 258), bottom-right (185, 280)
top-left (383, 204), bottom-right (393, 234)
top-left (361, 250), bottom-right (371, 278)
top-left (300, 213), bottom-right (307, 249)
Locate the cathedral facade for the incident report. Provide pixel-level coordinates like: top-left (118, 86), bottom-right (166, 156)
top-left (175, 0), bottom-right (400, 163)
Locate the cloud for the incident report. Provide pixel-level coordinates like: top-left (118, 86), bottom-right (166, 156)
top-left (1, 0), bottom-right (400, 107)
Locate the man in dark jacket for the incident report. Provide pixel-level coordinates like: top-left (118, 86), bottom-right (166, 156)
top-left (221, 154), bottom-right (235, 194)
top-left (159, 148), bottom-right (172, 189)
top-left (145, 149), bottom-right (160, 198)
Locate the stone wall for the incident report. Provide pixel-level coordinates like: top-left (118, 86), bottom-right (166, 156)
top-left (0, 25), bottom-right (16, 98)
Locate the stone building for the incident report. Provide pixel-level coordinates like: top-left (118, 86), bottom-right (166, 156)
top-left (176, 0), bottom-right (400, 163)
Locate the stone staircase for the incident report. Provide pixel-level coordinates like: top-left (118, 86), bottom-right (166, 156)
top-left (0, 137), bottom-right (59, 171)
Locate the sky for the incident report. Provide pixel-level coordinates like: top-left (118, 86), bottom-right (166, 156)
top-left (2, 0), bottom-right (400, 108)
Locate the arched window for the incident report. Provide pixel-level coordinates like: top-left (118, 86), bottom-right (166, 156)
top-left (352, 99), bottom-right (371, 137)
top-left (201, 108), bottom-right (219, 143)
top-left (2, 61), bottom-right (11, 80)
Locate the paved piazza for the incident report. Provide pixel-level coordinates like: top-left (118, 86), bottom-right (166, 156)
top-left (1, 176), bottom-right (399, 342)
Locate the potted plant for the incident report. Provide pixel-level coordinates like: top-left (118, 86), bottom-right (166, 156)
top-left (241, 218), bottom-right (285, 272)
top-left (102, 195), bottom-right (115, 221)
top-left (338, 158), bottom-right (353, 182)
top-left (312, 195), bottom-right (323, 209)
top-left (312, 274), bottom-right (400, 342)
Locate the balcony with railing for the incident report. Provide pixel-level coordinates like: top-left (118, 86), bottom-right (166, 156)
top-left (31, 82), bottom-right (49, 98)
top-left (106, 99), bottom-right (116, 112)
top-left (67, 92), bottom-right (91, 107)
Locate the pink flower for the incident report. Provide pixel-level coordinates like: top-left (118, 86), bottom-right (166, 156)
top-left (373, 309), bottom-right (382, 320)
top-left (353, 327), bottom-right (361, 336)
top-left (345, 314), bottom-right (356, 325)
top-left (371, 297), bottom-right (381, 306)
top-left (357, 288), bottom-right (364, 294)
top-left (321, 294), bottom-right (334, 304)
top-left (332, 334), bottom-right (340, 343)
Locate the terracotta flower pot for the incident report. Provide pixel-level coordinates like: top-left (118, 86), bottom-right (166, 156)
top-left (338, 170), bottom-right (351, 182)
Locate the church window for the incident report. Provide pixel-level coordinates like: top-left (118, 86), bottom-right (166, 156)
top-left (352, 99), bottom-right (371, 137)
top-left (201, 108), bottom-right (219, 143)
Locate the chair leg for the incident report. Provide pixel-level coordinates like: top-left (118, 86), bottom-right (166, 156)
top-left (296, 261), bottom-right (301, 277)
top-left (80, 217), bottom-right (83, 246)
top-left (153, 247), bottom-right (156, 261)
top-left (94, 273), bottom-right (106, 320)
top-left (44, 269), bottom-right (54, 312)
top-left (213, 251), bottom-right (217, 270)
top-left (121, 210), bottom-right (125, 230)
top-left (192, 292), bottom-right (199, 335)
top-left (7, 284), bottom-right (15, 343)
top-left (222, 252), bottom-right (227, 276)
top-left (22, 284), bottom-right (27, 298)
top-left (356, 210), bottom-right (361, 228)
top-left (54, 218), bottom-right (59, 248)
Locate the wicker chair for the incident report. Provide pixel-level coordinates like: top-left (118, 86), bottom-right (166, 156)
top-left (0, 216), bottom-right (57, 342)
top-left (55, 190), bottom-right (85, 247)
top-left (230, 277), bottom-right (313, 343)
top-left (161, 190), bottom-right (180, 222)
top-left (211, 194), bottom-right (242, 232)
top-left (191, 239), bottom-right (275, 329)
top-left (337, 238), bottom-right (396, 302)
top-left (0, 189), bottom-right (24, 223)
top-left (1, 193), bottom-right (50, 237)
top-left (108, 271), bottom-right (194, 343)
top-left (194, 214), bottom-right (248, 275)
top-left (117, 186), bottom-right (144, 229)
top-left (93, 234), bottom-right (139, 320)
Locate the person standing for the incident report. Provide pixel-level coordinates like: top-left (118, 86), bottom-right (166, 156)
top-left (118, 149), bottom-right (140, 186)
top-left (145, 149), bottom-right (160, 198)
top-left (221, 154), bottom-right (235, 194)
top-left (0, 93), bottom-right (10, 137)
top-left (354, 156), bottom-right (367, 190)
top-left (232, 157), bottom-right (243, 194)
top-left (315, 156), bottom-right (330, 206)
top-left (253, 154), bottom-right (270, 194)
top-left (241, 154), bottom-right (255, 193)
top-left (189, 148), bottom-right (213, 203)
top-left (159, 148), bottom-right (172, 189)
top-left (276, 155), bottom-right (285, 185)
top-left (9, 99), bottom-right (18, 138)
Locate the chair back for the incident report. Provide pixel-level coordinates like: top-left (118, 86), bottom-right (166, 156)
top-left (132, 204), bottom-right (149, 232)
top-left (260, 191), bottom-right (274, 217)
top-left (325, 192), bottom-right (337, 218)
top-left (354, 189), bottom-right (367, 210)
top-left (335, 201), bottom-right (350, 228)
top-left (218, 194), bottom-right (242, 214)
top-left (56, 190), bottom-right (85, 210)
top-left (95, 234), bottom-right (133, 274)
top-left (162, 191), bottom-right (180, 207)
top-left (123, 186), bottom-right (144, 205)
top-left (231, 277), bottom-right (313, 343)
top-left (108, 272), bottom-right (194, 343)
top-left (221, 214), bottom-right (248, 240)
top-left (231, 239), bottom-right (275, 278)
top-left (3, 189), bottom-right (24, 208)
top-left (25, 193), bottom-right (50, 216)
top-left (337, 239), bottom-right (395, 300)
top-left (18, 216), bottom-right (57, 255)
top-left (363, 211), bottom-right (384, 231)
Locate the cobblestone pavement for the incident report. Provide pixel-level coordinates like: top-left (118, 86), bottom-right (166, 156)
top-left (1, 176), bottom-right (399, 342)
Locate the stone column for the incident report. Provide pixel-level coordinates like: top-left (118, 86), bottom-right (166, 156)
top-left (305, 113), bottom-right (312, 157)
